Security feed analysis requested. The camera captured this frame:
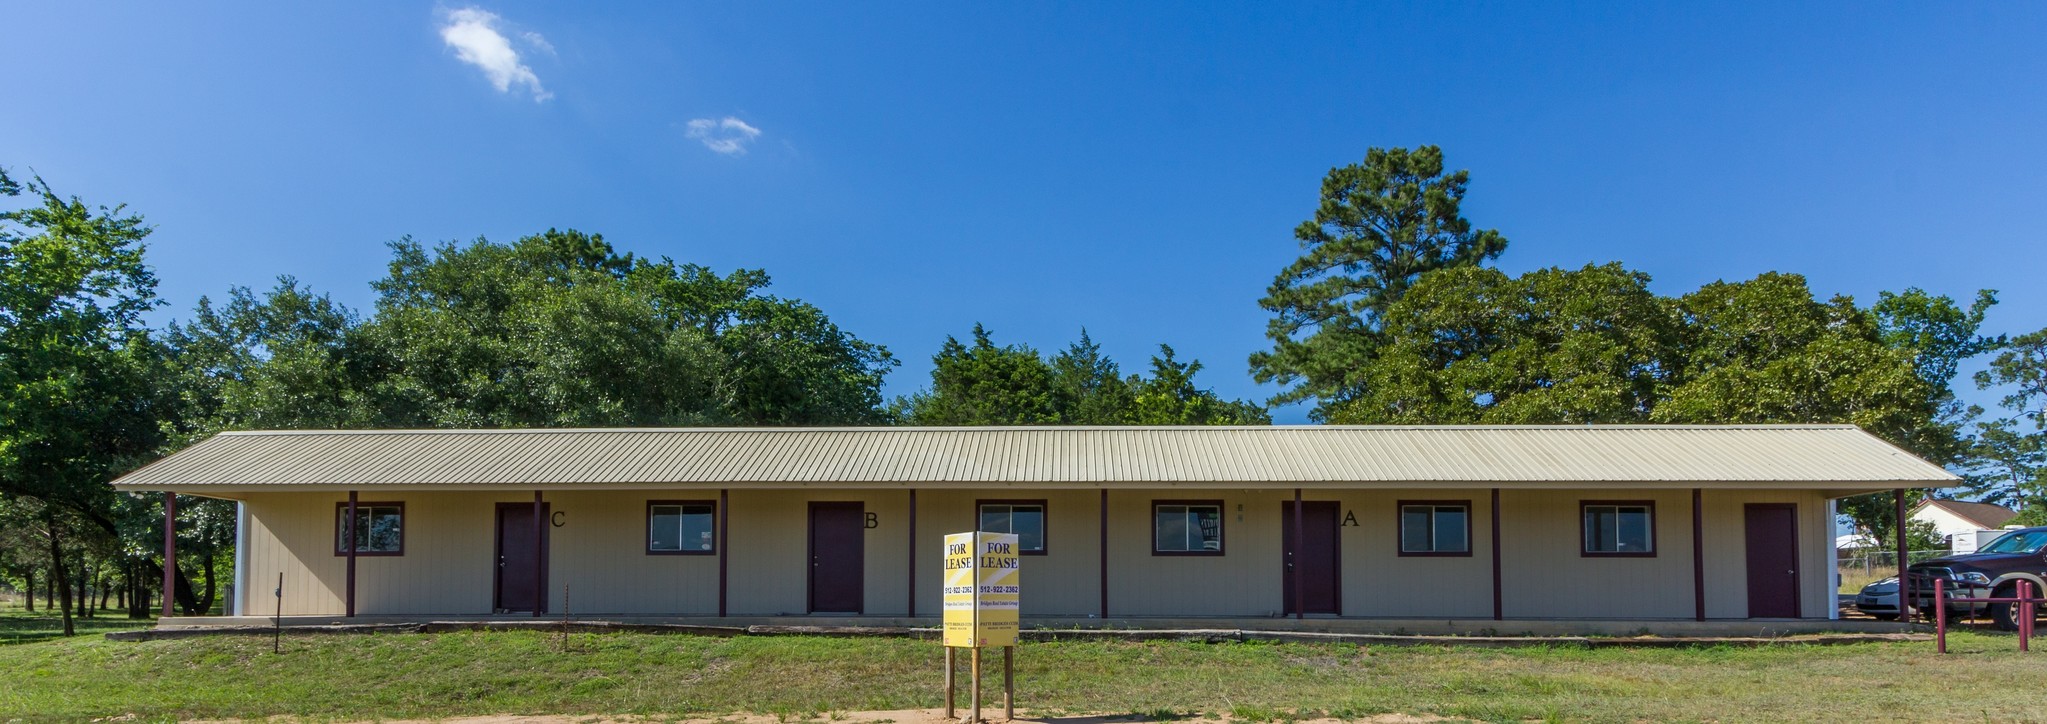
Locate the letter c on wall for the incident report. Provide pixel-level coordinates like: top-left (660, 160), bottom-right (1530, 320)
top-left (551, 511), bottom-right (566, 528)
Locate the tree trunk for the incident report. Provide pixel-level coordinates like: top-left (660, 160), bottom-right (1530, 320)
top-left (97, 565), bottom-right (111, 613)
top-left (137, 558), bottom-right (202, 615)
top-left (176, 562), bottom-right (200, 615)
top-left (130, 559), bottom-right (150, 619)
top-left (23, 569), bottom-right (32, 612)
top-left (45, 520), bottom-right (73, 636)
top-left (79, 553), bottom-right (92, 619)
top-left (198, 549), bottom-right (217, 615)
top-left (76, 556), bottom-right (89, 618)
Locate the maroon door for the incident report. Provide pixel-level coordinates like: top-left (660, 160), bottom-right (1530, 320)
top-left (495, 502), bottom-right (550, 614)
top-left (1743, 504), bottom-right (1800, 618)
top-left (809, 502), bottom-right (865, 613)
top-left (1282, 501), bottom-right (1341, 615)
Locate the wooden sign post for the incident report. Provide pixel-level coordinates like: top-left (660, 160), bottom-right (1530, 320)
top-left (943, 531), bottom-right (1019, 722)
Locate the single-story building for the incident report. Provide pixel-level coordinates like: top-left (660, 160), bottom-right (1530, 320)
top-left (113, 424), bottom-right (1956, 623)
top-left (1911, 498), bottom-right (2021, 549)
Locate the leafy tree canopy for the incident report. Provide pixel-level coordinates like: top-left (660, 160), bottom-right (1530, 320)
top-left (167, 229), bottom-right (897, 433)
top-left (1252, 145), bottom-right (1508, 414)
top-left (0, 169), bottom-right (165, 528)
top-left (1312, 260), bottom-right (2000, 540)
top-left (1321, 263), bottom-right (1673, 425)
top-left (1965, 328), bottom-right (2047, 522)
top-left (896, 326), bottom-right (1268, 426)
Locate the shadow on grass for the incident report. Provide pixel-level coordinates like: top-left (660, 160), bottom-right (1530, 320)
top-left (0, 608), bottom-right (155, 645)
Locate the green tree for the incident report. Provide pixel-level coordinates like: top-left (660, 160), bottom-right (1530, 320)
top-left (0, 168), bottom-right (168, 634)
top-left (1129, 346), bottom-right (1270, 425)
top-left (1654, 274), bottom-right (1936, 439)
top-left (1874, 288), bottom-right (2001, 391)
top-left (1865, 288), bottom-right (2000, 465)
top-left (896, 327), bottom-right (1268, 425)
top-left (894, 325), bottom-right (1059, 425)
top-left (163, 277), bottom-right (364, 436)
top-left (1959, 418), bottom-right (2046, 517)
top-left (346, 230), bottom-right (892, 428)
top-left (1652, 274), bottom-right (1953, 541)
top-left (1976, 329), bottom-right (2047, 430)
top-left (1049, 331), bottom-right (1135, 425)
top-left (1322, 263), bottom-right (1674, 425)
top-left (1966, 328), bottom-right (2047, 521)
top-left (1309, 259), bottom-right (1981, 540)
top-left (1251, 146), bottom-right (1508, 416)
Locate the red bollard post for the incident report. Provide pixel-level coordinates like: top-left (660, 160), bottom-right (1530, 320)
top-left (1934, 578), bottom-right (1946, 654)
top-left (2021, 580), bottom-right (2033, 653)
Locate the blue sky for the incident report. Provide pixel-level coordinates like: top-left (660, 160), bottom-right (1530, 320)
top-left (5, 3), bottom-right (2044, 422)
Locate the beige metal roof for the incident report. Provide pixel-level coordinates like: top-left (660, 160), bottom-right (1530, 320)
top-left (110, 425), bottom-right (1957, 496)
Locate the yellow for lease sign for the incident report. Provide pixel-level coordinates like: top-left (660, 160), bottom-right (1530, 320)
top-left (942, 531), bottom-right (1020, 647)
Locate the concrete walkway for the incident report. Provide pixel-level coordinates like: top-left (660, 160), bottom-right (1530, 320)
top-left (119, 613), bottom-right (1925, 647)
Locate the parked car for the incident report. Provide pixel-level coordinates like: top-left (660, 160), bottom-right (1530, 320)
top-left (1854, 576), bottom-right (1988, 621)
top-left (1895, 526), bottom-right (2047, 630)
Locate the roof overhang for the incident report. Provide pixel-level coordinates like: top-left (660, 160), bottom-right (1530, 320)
top-left (110, 425), bottom-right (1962, 498)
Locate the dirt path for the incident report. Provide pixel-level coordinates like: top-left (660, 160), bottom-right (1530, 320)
top-left (178, 709), bottom-right (1467, 724)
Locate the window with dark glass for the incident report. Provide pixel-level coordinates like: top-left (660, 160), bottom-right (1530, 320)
top-left (333, 503), bottom-right (404, 555)
top-left (1153, 502), bottom-right (1224, 554)
top-left (1399, 502), bottom-right (1470, 555)
top-left (648, 501), bottom-right (717, 554)
top-left (1582, 502), bottom-right (1655, 555)
top-left (978, 501), bottom-right (1047, 554)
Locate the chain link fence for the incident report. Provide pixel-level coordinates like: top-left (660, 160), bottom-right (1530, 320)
top-left (1837, 550), bottom-right (1951, 593)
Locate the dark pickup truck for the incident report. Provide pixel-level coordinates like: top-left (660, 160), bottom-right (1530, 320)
top-left (1905, 526), bottom-right (2047, 630)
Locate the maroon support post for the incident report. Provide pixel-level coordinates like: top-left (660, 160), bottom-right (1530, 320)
top-left (1099, 488), bottom-right (1109, 620)
top-left (718, 488), bottom-right (729, 617)
top-left (161, 492), bottom-right (177, 618)
top-left (1934, 578), bottom-right (1947, 654)
top-left (1894, 489), bottom-right (1910, 622)
top-left (908, 488), bottom-right (917, 617)
top-left (1490, 488), bottom-right (1503, 621)
top-left (533, 491), bottom-right (544, 617)
top-left (2014, 580), bottom-right (2030, 654)
top-left (346, 491), bottom-right (359, 618)
top-left (1292, 488), bottom-right (1304, 620)
top-left (1692, 488), bottom-right (1705, 622)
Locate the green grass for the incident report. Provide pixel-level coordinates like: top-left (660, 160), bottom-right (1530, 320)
top-left (0, 612), bottom-right (2042, 722)
top-left (0, 603), bottom-right (155, 644)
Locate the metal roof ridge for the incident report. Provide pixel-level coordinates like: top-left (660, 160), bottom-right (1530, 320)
top-left (211, 423), bottom-right (1868, 436)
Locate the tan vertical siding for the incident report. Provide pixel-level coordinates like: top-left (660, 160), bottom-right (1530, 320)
top-left (242, 491), bottom-right (514, 616)
top-left (543, 491), bottom-right (719, 615)
top-left (1329, 489), bottom-right (1495, 618)
top-left (236, 486), bottom-right (1840, 620)
top-left (725, 490), bottom-right (909, 615)
top-left (241, 492), bottom-right (343, 615)
top-left (1497, 489), bottom-right (1696, 619)
top-left (1700, 489), bottom-right (1833, 619)
top-left (1106, 489), bottom-right (1286, 617)
top-left (912, 490), bottom-right (1104, 616)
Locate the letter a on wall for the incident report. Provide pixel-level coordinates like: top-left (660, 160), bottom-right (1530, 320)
top-left (943, 531), bottom-right (1020, 648)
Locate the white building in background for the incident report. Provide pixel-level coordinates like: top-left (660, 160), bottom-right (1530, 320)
top-left (1911, 499), bottom-right (2020, 550)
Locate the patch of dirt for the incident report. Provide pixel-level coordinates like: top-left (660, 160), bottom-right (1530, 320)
top-left (184, 709), bottom-right (1470, 724)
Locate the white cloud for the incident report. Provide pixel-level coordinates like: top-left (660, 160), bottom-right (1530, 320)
top-left (438, 7), bottom-right (551, 102)
top-left (685, 117), bottom-right (763, 155)
top-left (520, 31), bottom-right (555, 56)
